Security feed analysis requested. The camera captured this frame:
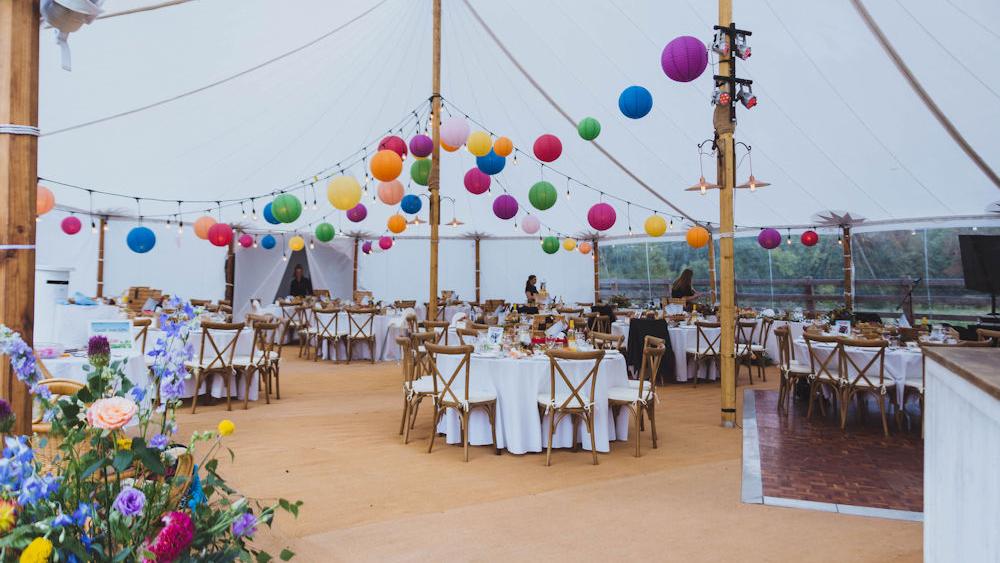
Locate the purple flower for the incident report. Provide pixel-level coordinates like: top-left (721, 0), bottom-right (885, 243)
top-left (0, 399), bottom-right (13, 433)
top-left (87, 335), bottom-right (110, 358)
top-left (161, 379), bottom-right (186, 401)
top-left (112, 486), bottom-right (145, 518)
top-left (231, 512), bottom-right (258, 537)
top-left (149, 434), bottom-right (168, 450)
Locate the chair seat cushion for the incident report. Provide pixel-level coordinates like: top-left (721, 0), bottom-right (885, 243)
top-left (184, 360), bottom-right (228, 370)
top-left (441, 389), bottom-right (496, 405)
top-left (231, 355), bottom-right (266, 368)
top-left (749, 344), bottom-right (766, 353)
top-left (408, 376), bottom-right (435, 394)
top-left (608, 385), bottom-right (653, 403)
top-left (537, 393), bottom-right (592, 409)
top-left (686, 347), bottom-right (717, 356)
top-left (785, 361), bottom-right (811, 375)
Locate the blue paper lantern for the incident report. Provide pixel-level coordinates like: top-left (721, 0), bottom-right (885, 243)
top-left (262, 202), bottom-right (281, 225)
top-left (476, 149), bottom-right (506, 176)
top-left (260, 234), bottom-right (276, 249)
top-left (126, 226), bottom-right (156, 254)
top-left (400, 194), bottom-right (422, 215)
top-left (618, 85), bottom-right (653, 119)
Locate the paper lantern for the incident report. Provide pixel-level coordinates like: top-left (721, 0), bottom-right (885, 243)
top-left (370, 149), bottom-right (403, 182)
top-left (587, 203), bottom-right (617, 231)
top-left (476, 149), bottom-right (505, 175)
top-left (387, 214), bottom-right (407, 234)
top-left (327, 175), bottom-right (362, 210)
top-left (61, 216), bottom-right (81, 235)
top-left (661, 36), bottom-right (708, 83)
top-left (400, 194), bottom-right (422, 215)
top-left (541, 236), bottom-right (559, 254)
top-left (347, 203), bottom-right (368, 223)
top-left (493, 136), bottom-right (513, 157)
top-left (260, 234), bottom-right (276, 249)
top-left (463, 167), bottom-right (491, 195)
top-left (577, 117), bottom-right (601, 141)
top-left (238, 234), bottom-right (254, 248)
top-left (410, 159), bottom-right (432, 186)
top-left (289, 235), bottom-right (305, 251)
top-left (378, 135), bottom-right (407, 158)
top-left (801, 230), bottom-right (819, 247)
top-left (521, 214), bottom-right (540, 234)
top-left (271, 193), bottom-right (302, 223)
top-left (686, 226), bottom-right (710, 248)
top-left (562, 238), bottom-right (577, 251)
top-left (377, 180), bottom-right (404, 205)
top-left (532, 134), bottom-right (562, 162)
top-left (528, 181), bottom-right (557, 211)
top-left (409, 134), bottom-right (433, 158)
top-left (262, 202), bottom-right (280, 225)
top-left (361, 240), bottom-right (373, 254)
top-left (619, 85), bottom-right (653, 119)
top-left (315, 222), bottom-right (335, 242)
top-left (36, 185), bottom-right (55, 215)
top-left (644, 215), bottom-right (667, 237)
top-left (578, 241), bottom-right (592, 255)
top-left (378, 236), bottom-right (393, 251)
top-left (758, 228), bottom-right (782, 250)
top-left (492, 194), bottom-right (518, 220)
top-left (194, 216), bottom-right (216, 239)
top-left (126, 226), bottom-right (156, 254)
top-left (441, 141), bottom-right (459, 153)
top-left (207, 223), bottom-right (233, 247)
top-left (441, 117), bottom-right (470, 147)
top-left (466, 130), bottom-right (492, 157)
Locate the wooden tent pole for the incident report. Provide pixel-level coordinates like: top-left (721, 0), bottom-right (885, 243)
top-left (593, 238), bottom-right (600, 304)
top-left (716, 0), bottom-right (737, 428)
top-left (474, 238), bottom-right (480, 304)
top-left (352, 237), bottom-right (359, 293)
top-left (707, 230), bottom-right (718, 304)
top-left (96, 217), bottom-right (107, 297)
top-left (427, 0), bottom-right (442, 321)
top-left (0, 0), bottom-right (40, 435)
top-left (224, 238), bottom-right (235, 303)
top-left (843, 225), bottom-right (853, 310)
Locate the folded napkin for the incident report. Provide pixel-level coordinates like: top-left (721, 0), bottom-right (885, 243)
top-left (71, 292), bottom-right (96, 306)
top-left (450, 312), bottom-right (468, 327)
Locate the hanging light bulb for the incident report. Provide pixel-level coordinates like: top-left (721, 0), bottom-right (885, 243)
top-left (178, 220), bottom-right (184, 235)
top-left (253, 236), bottom-right (258, 249)
top-left (837, 234), bottom-right (843, 245)
top-left (972, 226), bottom-right (979, 231)
top-left (281, 252), bottom-right (287, 261)
top-left (35, 216), bottom-right (41, 223)
top-left (786, 230), bottom-right (792, 245)
top-left (102, 221), bottom-right (109, 232)
top-left (90, 220), bottom-right (97, 234)
top-left (309, 238), bottom-right (315, 250)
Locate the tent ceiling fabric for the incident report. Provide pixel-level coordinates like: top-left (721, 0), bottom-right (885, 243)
top-left (37, 0), bottom-right (1000, 241)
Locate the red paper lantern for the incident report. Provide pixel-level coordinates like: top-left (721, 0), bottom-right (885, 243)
top-left (532, 134), bottom-right (562, 163)
top-left (587, 203), bottom-right (616, 231)
top-left (207, 223), bottom-right (233, 247)
top-left (801, 230), bottom-right (819, 247)
top-left (61, 216), bottom-right (82, 235)
top-left (378, 135), bottom-right (408, 158)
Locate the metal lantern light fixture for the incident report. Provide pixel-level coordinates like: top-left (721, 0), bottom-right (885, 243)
top-left (686, 140), bottom-right (721, 194)
top-left (734, 143), bottom-right (770, 192)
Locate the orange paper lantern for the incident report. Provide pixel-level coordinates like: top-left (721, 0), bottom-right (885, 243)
top-left (370, 149), bottom-right (403, 182)
top-left (686, 225), bottom-right (710, 248)
top-left (387, 213), bottom-right (407, 234)
top-left (441, 141), bottom-right (459, 153)
top-left (578, 241), bottom-right (592, 255)
top-left (493, 136), bottom-right (513, 157)
top-left (194, 216), bottom-right (217, 240)
top-left (36, 185), bottom-right (55, 215)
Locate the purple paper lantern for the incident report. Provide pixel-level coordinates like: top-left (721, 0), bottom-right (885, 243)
top-left (362, 240), bottom-right (373, 254)
top-left (347, 203), bottom-right (368, 223)
top-left (661, 36), bottom-right (708, 83)
top-left (464, 167), bottom-right (491, 195)
top-left (587, 203), bottom-right (617, 231)
top-left (492, 194), bottom-right (518, 220)
top-left (409, 134), bottom-right (433, 158)
top-left (378, 236), bottom-right (393, 250)
top-left (758, 228), bottom-right (782, 250)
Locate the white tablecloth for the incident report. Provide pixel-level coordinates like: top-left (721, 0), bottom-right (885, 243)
top-left (309, 311), bottom-right (407, 362)
top-left (42, 353), bottom-right (151, 406)
top-left (52, 304), bottom-right (126, 348)
top-left (433, 352), bottom-right (630, 455)
top-left (414, 304), bottom-right (474, 323)
top-left (149, 328), bottom-right (259, 401)
top-left (793, 340), bottom-right (921, 405)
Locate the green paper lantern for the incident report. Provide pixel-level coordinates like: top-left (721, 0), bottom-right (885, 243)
top-left (542, 236), bottom-right (560, 254)
top-left (410, 159), bottom-right (432, 186)
top-left (528, 181), bottom-right (557, 211)
top-left (315, 222), bottom-right (335, 242)
top-left (271, 193), bottom-right (302, 223)
top-left (577, 117), bottom-right (601, 141)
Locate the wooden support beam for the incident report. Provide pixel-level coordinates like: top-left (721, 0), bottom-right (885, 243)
top-left (716, 0), bottom-right (737, 428)
top-left (0, 0), bottom-right (40, 435)
top-left (843, 225), bottom-right (853, 311)
top-left (427, 0), bottom-right (442, 321)
top-left (352, 237), bottom-right (359, 293)
top-left (474, 237), bottom-right (480, 304)
top-left (224, 238), bottom-right (235, 303)
top-left (707, 230), bottom-right (718, 304)
top-left (96, 216), bottom-right (106, 297)
top-left (593, 238), bottom-right (600, 304)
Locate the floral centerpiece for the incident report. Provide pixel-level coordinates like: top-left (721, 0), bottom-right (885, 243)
top-left (608, 295), bottom-right (631, 309)
top-left (0, 298), bottom-right (301, 562)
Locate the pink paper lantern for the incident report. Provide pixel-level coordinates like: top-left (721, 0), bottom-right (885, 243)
top-left (347, 203), bottom-right (368, 223)
top-left (207, 223), bottom-right (234, 247)
top-left (464, 167), bottom-right (491, 195)
top-left (492, 194), bottom-right (518, 220)
top-left (409, 134), bottom-right (433, 158)
top-left (378, 135), bottom-right (407, 158)
top-left (587, 203), bottom-right (617, 231)
top-left (60, 216), bottom-right (81, 235)
top-left (378, 236), bottom-right (393, 250)
top-left (758, 228), bottom-right (782, 250)
top-left (532, 134), bottom-right (562, 163)
top-left (377, 180), bottom-right (404, 205)
top-left (238, 234), bottom-right (254, 248)
top-left (661, 36), bottom-right (708, 83)
top-left (521, 214), bottom-right (540, 235)
top-left (441, 117), bottom-right (470, 148)
top-left (362, 240), bottom-right (373, 254)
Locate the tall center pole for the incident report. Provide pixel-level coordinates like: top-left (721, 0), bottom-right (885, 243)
top-left (707, 229), bottom-right (718, 305)
top-left (716, 0), bottom-right (737, 428)
top-left (842, 225), bottom-right (853, 311)
top-left (427, 0), bottom-right (442, 321)
top-left (97, 217), bottom-right (107, 297)
top-left (593, 238), bottom-right (600, 304)
top-left (352, 237), bottom-right (359, 293)
top-left (474, 237), bottom-right (481, 304)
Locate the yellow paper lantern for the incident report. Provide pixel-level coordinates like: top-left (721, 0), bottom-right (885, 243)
top-left (493, 136), bottom-right (513, 157)
top-left (644, 215), bottom-right (667, 237)
top-left (370, 149), bottom-right (403, 182)
top-left (441, 141), bottom-right (459, 153)
top-left (327, 175), bottom-right (362, 211)
top-left (686, 225), bottom-right (710, 248)
top-left (562, 238), bottom-right (577, 251)
top-left (289, 235), bottom-right (305, 251)
top-left (194, 216), bottom-right (216, 240)
top-left (36, 185), bottom-right (55, 215)
top-left (466, 130), bottom-right (492, 157)
top-left (387, 213), bottom-right (407, 234)
top-left (578, 241), bottom-right (592, 254)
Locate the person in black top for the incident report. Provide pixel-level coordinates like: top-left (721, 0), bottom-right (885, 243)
top-left (523, 275), bottom-right (540, 314)
top-left (289, 264), bottom-right (313, 297)
top-left (670, 269), bottom-right (700, 309)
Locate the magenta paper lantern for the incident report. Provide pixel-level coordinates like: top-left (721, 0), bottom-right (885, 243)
top-left (409, 134), bottom-right (433, 158)
top-left (532, 134), bottom-right (562, 163)
top-left (661, 36), bottom-right (708, 83)
top-left (378, 135), bottom-right (407, 158)
top-left (492, 194), bottom-right (518, 220)
top-left (441, 117), bottom-right (470, 148)
top-left (464, 167), bottom-right (491, 195)
top-left (347, 203), bottom-right (368, 223)
top-left (362, 240), bottom-right (373, 254)
top-left (758, 228), bottom-right (782, 250)
top-left (587, 203), bottom-right (617, 231)
top-left (378, 236), bottom-right (393, 250)
top-left (521, 214), bottom-right (540, 235)
top-left (238, 234), bottom-right (254, 248)
top-left (801, 230), bottom-right (819, 247)
top-left (207, 223), bottom-right (234, 247)
top-left (60, 216), bottom-right (82, 235)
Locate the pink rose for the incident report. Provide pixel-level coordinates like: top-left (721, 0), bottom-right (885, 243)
top-left (86, 397), bottom-right (138, 430)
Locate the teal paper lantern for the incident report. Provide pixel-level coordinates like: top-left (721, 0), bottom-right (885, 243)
top-left (126, 226), bottom-right (156, 254)
top-left (577, 117), bottom-right (601, 140)
top-left (541, 236), bottom-right (560, 254)
top-left (411, 159), bottom-right (432, 186)
top-left (401, 194), bottom-right (422, 215)
top-left (271, 194), bottom-right (302, 223)
top-left (619, 85), bottom-right (653, 119)
top-left (315, 222), bottom-right (335, 242)
top-left (528, 181), bottom-right (557, 211)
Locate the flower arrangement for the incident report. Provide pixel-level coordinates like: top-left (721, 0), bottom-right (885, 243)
top-left (0, 298), bottom-right (301, 561)
top-left (608, 294), bottom-right (631, 309)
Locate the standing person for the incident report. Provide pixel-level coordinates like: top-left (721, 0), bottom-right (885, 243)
top-left (289, 264), bottom-right (313, 297)
top-left (670, 269), bottom-right (700, 307)
top-left (523, 275), bottom-right (540, 314)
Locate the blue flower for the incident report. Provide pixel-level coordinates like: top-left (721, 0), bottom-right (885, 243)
top-left (72, 503), bottom-right (90, 527)
top-left (53, 513), bottom-right (73, 527)
top-left (187, 465), bottom-right (206, 511)
top-left (149, 434), bottom-right (168, 450)
top-left (129, 387), bottom-right (146, 404)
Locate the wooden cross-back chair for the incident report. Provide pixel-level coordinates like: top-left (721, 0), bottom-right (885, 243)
top-left (232, 321), bottom-right (278, 409)
top-left (187, 321), bottom-right (245, 413)
top-left (345, 308), bottom-right (377, 363)
top-left (773, 326), bottom-right (812, 414)
top-left (312, 289), bottom-right (331, 299)
top-left (455, 327), bottom-right (483, 346)
top-left (539, 349), bottom-right (605, 466)
top-left (754, 317), bottom-right (774, 381)
top-left (424, 343), bottom-right (499, 461)
top-left (410, 330), bottom-right (437, 381)
top-left (838, 337), bottom-right (893, 436)
top-left (190, 299), bottom-right (211, 308)
top-left (687, 321), bottom-right (721, 387)
top-left (802, 333), bottom-right (843, 422)
top-left (309, 307), bottom-right (343, 362)
top-left (609, 336), bottom-right (665, 457)
top-left (424, 302), bottom-right (447, 321)
top-left (258, 319), bottom-right (283, 400)
top-left (587, 313), bottom-right (611, 334)
top-left (734, 319), bottom-right (758, 386)
top-left (976, 328), bottom-right (1000, 346)
top-left (296, 306), bottom-right (316, 358)
top-left (590, 331), bottom-right (623, 352)
top-left (557, 307), bottom-right (583, 316)
top-left (394, 300), bottom-right (416, 309)
top-left (277, 302), bottom-right (303, 345)
top-left (132, 317), bottom-right (152, 356)
top-left (419, 320), bottom-right (450, 345)
top-left (32, 378), bottom-right (86, 474)
top-left (396, 336), bottom-right (435, 444)
top-left (468, 321), bottom-right (488, 331)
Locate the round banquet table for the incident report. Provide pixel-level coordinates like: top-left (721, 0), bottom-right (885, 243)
top-left (51, 303), bottom-right (126, 348)
top-left (310, 311), bottom-right (408, 362)
top-left (42, 353), bottom-right (151, 407)
top-left (433, 352), bottom-right (631, 455)
top-left (414, 304), bottom-right (474, 323)
top-left (148, 328), bottom-right (259, 401)
top-left (793, 339), bottom-right (921, 405)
